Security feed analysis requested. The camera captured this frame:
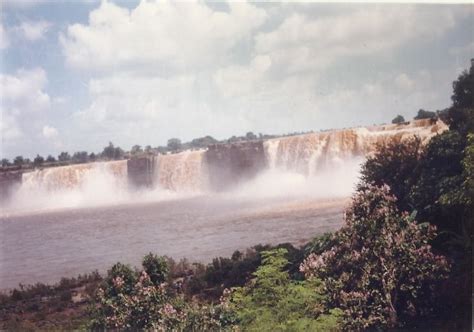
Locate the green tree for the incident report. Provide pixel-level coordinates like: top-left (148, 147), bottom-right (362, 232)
top-left (13, 156), bottom-right (24, 166)
top-left (131, 145), bottom-right (143, 155)
top-left (414, 109), bottom-right (437, 120)
top-left (142, 253), bottom-right (169, 286)
top-left (33, 154), bottom-right (44, 167)
top-left (245, 132), bottom-right (258, 140)
top-left (301, 185), bottom-right (449, 330)
top-left (392, 114), bottom-right (405, 124)
top-left (1, 158), bottom-right (10, 167)
top-left (72, 151), bottom-right (89, 164)
top-left (101, 142), bottom-right (124, 160)
top-left (46, 155), bottom-right (56, 163)
top-left (57, 152), bottom-right (71, 162)
top-left (167, 138), bottom-right (182, 152)
top-left (360, 136), bottom-right (423, 212)
top-left (226, 248), bottom-right (342, 331)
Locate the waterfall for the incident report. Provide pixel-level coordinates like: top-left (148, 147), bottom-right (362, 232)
top-left (153, 150), bottom-right (209, 192)
top-left (21, 160), bottom-right (127, 192)
top-left (263, 120), bottom-right (448, 175)
top-left (1, 119), bottom-right (447, 214)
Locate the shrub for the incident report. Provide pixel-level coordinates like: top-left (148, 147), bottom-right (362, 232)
top-left (300, 185), bottom-right (449, 330)
top-left (142, 253), bottom-right (169, 285)
top-left (224, 248), bottom-right (342, 331)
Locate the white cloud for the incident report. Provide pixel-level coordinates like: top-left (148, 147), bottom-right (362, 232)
top-left (16, 20), bottom-right (51, 41)
top-left (42, 125), bottom-right (58, 139)
top-left (214, 55), bottom-right (272, 98)
top-left (61, 1), bottom-right (267, 71)
top-left (1, 68), bottom-right (51, 157)
top-left (1, 67), bottom-right (50, 112)
top-left (253, 7), bottom-right (456, 74)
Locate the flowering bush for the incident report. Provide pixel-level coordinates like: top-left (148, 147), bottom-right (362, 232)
top-left (90, 270), bottom-right (184, 329)
top-left (89, 259), bottom-right (231, 330)
top-left (300, 184), bottom-right (450, 330)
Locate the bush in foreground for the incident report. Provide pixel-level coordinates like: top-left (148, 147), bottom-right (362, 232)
top-left (301, 185), bottom-right (450, 330)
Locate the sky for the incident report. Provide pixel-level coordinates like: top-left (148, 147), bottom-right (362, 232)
top-left (0, 1), bottom-right (472, 160)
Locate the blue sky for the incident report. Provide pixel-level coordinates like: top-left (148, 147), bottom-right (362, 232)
top-left (0, 1), bottom-right (472, 159)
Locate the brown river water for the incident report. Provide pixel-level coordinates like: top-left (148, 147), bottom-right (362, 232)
top-left (0, 196), bottom-right (347, 290)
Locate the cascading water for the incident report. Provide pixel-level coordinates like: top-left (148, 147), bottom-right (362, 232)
top-left (153, 150), bottom-right (209, 192)
top-left (2, 161), bottom-right (128, 214)
top-left (21, 160), bottom-right (127, 191)
top-left (263, 120), bottom-right (447, 175)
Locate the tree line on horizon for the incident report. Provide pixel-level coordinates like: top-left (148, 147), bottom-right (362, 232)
top-left (0, 130), bottom-right (299, 170)
top-left (2, 107), bottom-right (444, 171)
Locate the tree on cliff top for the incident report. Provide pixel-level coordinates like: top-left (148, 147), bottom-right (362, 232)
top-left (13, 156), bottom-right (24, 166)
top-left (101, 142), bottom-right (124, 160)
top-left (414, 109), bottom-right (437, 120)
top-left (57, 152), bottom-right (71, 162)
top-left (33, 154), bottom-right (44, 167)
top-left (167, 138), bottom-right (182, 152)
top-left (392, 115), bottom-right (405, 124)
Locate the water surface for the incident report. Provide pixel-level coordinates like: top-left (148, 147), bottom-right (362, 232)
top-left (0, 196), bottom-right (347, 289)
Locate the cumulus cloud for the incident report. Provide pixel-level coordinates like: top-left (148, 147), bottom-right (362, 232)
top-left (253, 6), bottom-right (456, 75)
top-left (61, 1), bottom-right (267, 71)
top-left (1, 68), bottom-right (50, 112)
top-left (16, 20), bottom-right (52, 41)
top-left (1, 68), bottom-right (52, 157)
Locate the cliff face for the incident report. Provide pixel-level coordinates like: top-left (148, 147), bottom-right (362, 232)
top-left (127, 156), bottom-right (155, 188)
top-left (205, 141), bottom-right (267, 191)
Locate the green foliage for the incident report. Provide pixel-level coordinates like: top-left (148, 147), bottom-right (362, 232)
top-left (57, 151), bottom-right (71, 162)
top-left (1, 158), bottom-right (10, 167)
top-left (46, 155), bottom-right (56, 163)
top-left (13, 155), bottom-right (24, 166)
top-left (142, 253), bottom-right (169, 285)
top-left (304, 232), bottom-right (336, 256)
top-left (301, 185), bottom-right (450, 330)
top-left (102, 262), bottom-right (137, 298)
top-left (246, 131), bottom-right (258, 140)
top-left (167, 138), bottom-right (182, 152)
top-left (33, 154), bottom-right (44, 167)
top-left (189, 135), bottom-right (219, 149)
top-left (414, 109), bottom-right (437, 120)
top-left (72, 151), bottom-right (89, 164)
top-left (392, 114), bottom-right (405, 124)
top-left (360, 136), bottom-right (423, 212)
top-left (451, 59), bottom-right (474, 110)
top-left (225, 248), bottom-right (342, 331)
top-left (131, 144), bottom-right (143, 155)
top-left (101, 142), bottom-right (124, 160)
